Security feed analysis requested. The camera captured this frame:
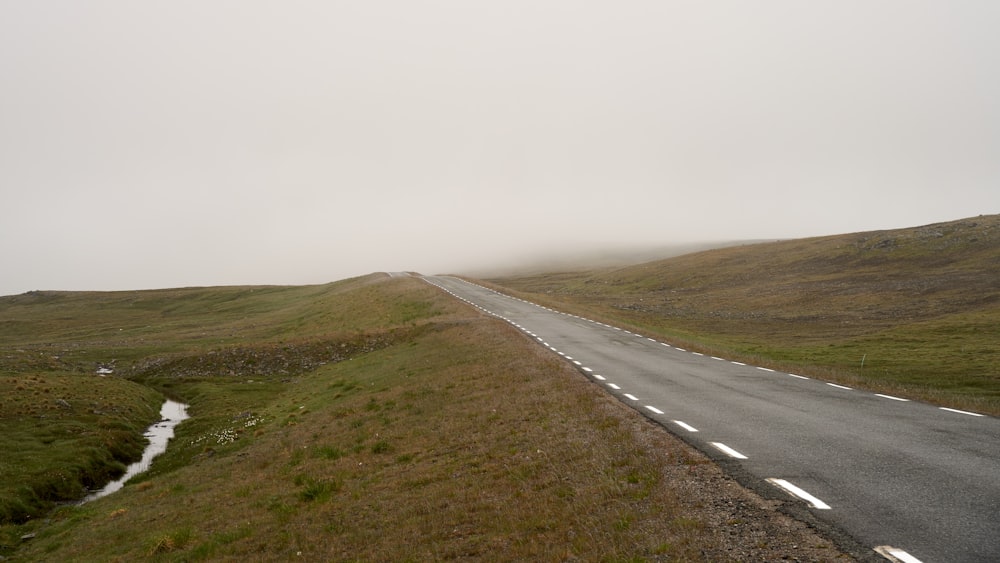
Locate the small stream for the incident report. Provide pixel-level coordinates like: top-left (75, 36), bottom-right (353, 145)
top-left (80, 399), bottom-right (189, 504)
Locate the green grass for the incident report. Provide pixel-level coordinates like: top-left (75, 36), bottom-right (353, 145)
top-left (7, 212), bottom-right (990, 559)
top-left (0, 274), bottom-right (446, 541)
top-left (487, 214), bottom-right (1000, 414)
top-left (0, 374), bottom-right (163, 523)
top-left (1, 273), bottom-right (846, 561)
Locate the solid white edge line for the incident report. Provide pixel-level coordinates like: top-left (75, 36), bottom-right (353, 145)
top-left (623, 394), bottom-right (638, 401)
top-left (940, 407), bottom-right (984, 417)
top-left (645, 406), bottom-right (664, 415)
top-left (875, 394), bottom-right (910, 402)
top-left (710, 442), bottom-right (748, 460)
top-left (874, 546), bottom-right (924, 563)
top-left (766, 478), bottom-right (831, 510)
top-left (672, 420), bottom-right (698, 432)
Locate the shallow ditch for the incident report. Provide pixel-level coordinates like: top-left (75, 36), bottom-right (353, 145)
top-left (80, 399), bottom-right (189, 503)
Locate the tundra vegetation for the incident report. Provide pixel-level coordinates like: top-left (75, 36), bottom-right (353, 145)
top-left (1, 274), bottom-right (850, 561)
top-left (488, 215), bottom-right (1000, 416)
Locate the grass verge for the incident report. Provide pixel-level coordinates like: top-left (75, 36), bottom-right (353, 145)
top-left (2, 274), bottom-right (851, 561)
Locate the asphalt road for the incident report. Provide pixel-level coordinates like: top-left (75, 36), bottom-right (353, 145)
top-left (423, 275), bottom-right (1000, 563)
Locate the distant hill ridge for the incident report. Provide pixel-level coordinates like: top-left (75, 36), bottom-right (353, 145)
top-left (490, 214), bottom-right (1000, 413)
top-left (522, 214), bottom-right (1000, 325)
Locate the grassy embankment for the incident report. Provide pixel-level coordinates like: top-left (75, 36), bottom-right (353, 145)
top-left (488, 215), bottom-right (1000, 416)
top-left (1, 274), bottom-right (850, 561)
top-left (0, 279), bottom-right (402, 524)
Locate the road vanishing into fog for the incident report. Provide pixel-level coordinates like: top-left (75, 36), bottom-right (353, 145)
top-left (423, 275), bottom-right (1000, 563)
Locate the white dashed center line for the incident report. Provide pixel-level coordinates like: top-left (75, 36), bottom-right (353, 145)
top-left (672, 420), bottom-right (698, 432)
top-left (940, 407), bottom-right (984, 417)
top-left (766, 478), bottom-right (831, 510)
top-left (429, 279), bottom-right (962, 561)
top-left (875, 546), bottom-right (924, 563)
top-left (875, 394), bottom-right (909, 402)
top-left (710, 442), bottom-right (748, 460)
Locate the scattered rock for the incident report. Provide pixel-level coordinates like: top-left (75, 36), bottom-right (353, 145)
top-left (55, 398), bottom-right (71, 409)
top-left (128, 331), bottom-right (408, 378)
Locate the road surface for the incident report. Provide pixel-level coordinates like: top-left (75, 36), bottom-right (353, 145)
top-left (423, 275), bottom-right (1000, 563)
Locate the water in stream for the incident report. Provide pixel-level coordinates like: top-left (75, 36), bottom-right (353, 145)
top-left (80, 399), bottom-right (189, 503)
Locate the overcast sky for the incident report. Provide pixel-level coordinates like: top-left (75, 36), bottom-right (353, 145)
top-left (2, 1), bottom-right (998, 296)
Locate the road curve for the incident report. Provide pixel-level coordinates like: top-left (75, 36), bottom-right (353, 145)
top-left (424, 275), bottom-right (1000, 563)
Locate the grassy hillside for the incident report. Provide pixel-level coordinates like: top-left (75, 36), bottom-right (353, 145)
top-left (0, 274), bottom-right (850, 561)
top-left (489, 215), bottom-right (1000, 415)
top-left (0, 374), bottom-right (163, 523)
top-left (0, 275), bottom-right (414, 526)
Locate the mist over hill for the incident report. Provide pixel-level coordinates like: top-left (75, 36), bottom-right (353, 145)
top-left (488, 214), bottom-right (1000, 414)
top-left (459, 240), bottom-right (773, 278)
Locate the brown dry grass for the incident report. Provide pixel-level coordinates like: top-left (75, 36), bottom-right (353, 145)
top-left (8, 278), bottom-right (852, 562)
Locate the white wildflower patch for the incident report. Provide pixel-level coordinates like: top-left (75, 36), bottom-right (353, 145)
top-left (242, 414), bottom-right (263, 428)
top-left (189, 413), bottom-right (265, 447)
